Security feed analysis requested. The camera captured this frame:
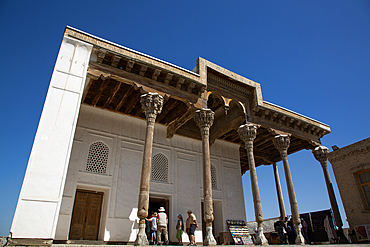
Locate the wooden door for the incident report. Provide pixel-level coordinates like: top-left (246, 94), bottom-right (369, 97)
top-left (69, 190), bottom-right (103, 240)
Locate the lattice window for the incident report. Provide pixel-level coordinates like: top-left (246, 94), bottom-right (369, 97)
top-left (86, 141), bottom-right (109, 174)
top-left (151, 153), bottom-right (168, 183)
top-left (357, 169), bottom-right (370, 209)
top-left (211, 164), bottom-right (217, 189)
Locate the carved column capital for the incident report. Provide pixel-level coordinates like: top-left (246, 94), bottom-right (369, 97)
top-left (273, 135), bottom-right (290, 157)
top-left (313, 145), bottom-right (329, 167)
top-left (195, 109), bottom-right (214, 136)
top-left (238, 124), bottom-right (258, 149)
top-left (141, 93), bottom-right (163, 124)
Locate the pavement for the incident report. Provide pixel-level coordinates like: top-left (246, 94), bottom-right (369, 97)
top-left (48, 244), bottom-right (370, 247)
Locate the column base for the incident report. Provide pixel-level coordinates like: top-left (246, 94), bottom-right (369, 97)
top-left (295, 226), bottom-right (305, 245)
top-left (203, 226), bottom-right (217, 246)
top-left (337, 228), bottom-right (350, 244)
top-left (134, 223), bottom-right (149, 246)
top-left (255, 226), bottom-right (269, 245)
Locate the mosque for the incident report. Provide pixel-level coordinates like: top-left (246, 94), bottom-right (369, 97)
top-left (10, 26), bottom-right (340, 245)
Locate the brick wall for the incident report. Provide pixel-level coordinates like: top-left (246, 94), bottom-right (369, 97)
top-left (327, 137), bottom-right (370, 229)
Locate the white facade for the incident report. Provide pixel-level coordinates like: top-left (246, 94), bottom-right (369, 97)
top-left (11, 36), bottom-right (92, 239)
top-left (54, 105), bottom-right (246, 242)
top-left (11, 35), bottom-right (247, 243)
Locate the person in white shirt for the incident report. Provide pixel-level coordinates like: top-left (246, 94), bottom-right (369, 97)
top-left (156, 207), bottom-right (169, 245)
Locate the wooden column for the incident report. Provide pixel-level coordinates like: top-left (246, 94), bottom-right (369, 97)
top-left (313, 146), bottom-right (349, 243)
top-left (238, 124), bottom-right (268, 245)
top-left (273, 163), bottom-right (286, 221)
top-left (135, 93), bottom-right (163, 246)
top-left (273, 135), bottom-right (305, 244)
top-left (195, 109), bottom-right (217, 246)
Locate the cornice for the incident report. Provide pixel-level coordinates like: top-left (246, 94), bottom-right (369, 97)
top-left (328, 137), bottom-right (370, 163)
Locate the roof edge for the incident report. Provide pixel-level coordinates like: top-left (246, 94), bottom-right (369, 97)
top-left (65, 26), bottom-right (200, 78)
top-left (263, 101), bottom-right (330, 128)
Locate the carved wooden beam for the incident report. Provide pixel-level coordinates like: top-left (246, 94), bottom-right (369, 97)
top-left (187, 82), bottom-right (196, 93)
top-left (139, 65), bottom-right (148, 76)
top-left (249, 115), bottom-right (321, 143)
top-left (97, 50), bottom-right (107, 63)
top-left (210, 115), bottom-right (245, 145)
top-left (254, 135), bottom-right (275, 149)
top-left (160, 102), bottom-right (188, 124)
top-left (152, 69), bottom-right (161, 81)
top-left (115, 85), bottom-right (135, 111)
top-left (92, 78), bottom-right (111, 106)
top-left (111, 55), bottom-right (121, 68)
top-left (278, 115), bottom-right (286, 124)
top-left (209, 104), bottom-right (245, 144)
top-left (124, 90), bottom-right (141, 114)
top-left (166, 106), bottom-right (196, 139)
top-left (176, 78), bottom-right (185, 89)
top-left (82, 78), bottom-right (93, 103)
top-left (126, 60), bottom-right (135, 72)
top-left (103, 81), bottom-right (122, 108)
top-left (156, 99), bottom-right (179, 123)
top-left (89, 62), bottom-right (201, 104)
top-left (164, 73), bottom-right (173, 85)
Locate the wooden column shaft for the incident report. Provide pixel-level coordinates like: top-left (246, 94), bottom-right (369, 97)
top-left (313, 146), bottom-right (343, 229)
top-left (238, 124), bottom-right (268, 245)
top-left (273, 163), bottom-right (286, 220)
top-left (135, 93), bottom-right (163, 246)
top-left (273, 135), bottom-right (304, 244)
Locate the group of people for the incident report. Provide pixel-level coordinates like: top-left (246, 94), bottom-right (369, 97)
top-left (274, 216), bottom-right (309, 244)
top-left (146, 207), bottom-right (199, 246)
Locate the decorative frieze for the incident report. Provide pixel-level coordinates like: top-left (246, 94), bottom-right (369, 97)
top-left (139, 65), bottom-right (148, 76)
top-left (152, 69), bottom-right (161, 81)
top-left (176, 78), bottom-right (185, 89)
top-left (111, 55), bottom-right (121, 68)
top-left (164, 73), bottom-right (173, 85)
top-left (187, 82), bottom-right (196, 93)
top-left (252, 105), bottom-right (330, 139)
top-left (126, 60), bottom-right (135, 72)
top-left (97, 50), bottom-right (107, 63)
top-left (207, 73), bottom-right (251, 98)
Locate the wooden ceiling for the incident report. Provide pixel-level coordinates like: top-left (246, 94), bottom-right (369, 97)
top-left (81, 47), bottom-right (322, 174)
top-left (82, 75), bottom-right (317, 175)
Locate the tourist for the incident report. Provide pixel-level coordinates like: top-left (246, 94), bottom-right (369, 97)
top-left (185, 214), bottom-right (190, 237)
top-left (283, 216), bottom-right (289, 243)
top-left (324, 214), bottom-right (338, 243)
top-left (274, 220), bottom-right (286, 244)
top-left (146, 212), bottom-right (158, 245)
top-left (186, 210), bottom-right (198, 246)
top-left (287, 217), bottom-right (296, 244)
top-left (157, 207), bottom-right (169, 245)
top-left (301, 218), bottom-right (309, 244)
top-left (176, 214), bottom-right (184, 245)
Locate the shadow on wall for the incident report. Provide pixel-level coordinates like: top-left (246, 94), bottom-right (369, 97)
top-left (103, 208), bottom-right (139, 242)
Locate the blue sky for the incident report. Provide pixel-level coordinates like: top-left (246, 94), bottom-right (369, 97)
top-left (1, 0), bottom-right (369, 236)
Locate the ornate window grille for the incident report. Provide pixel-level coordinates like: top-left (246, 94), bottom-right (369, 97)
top-left (151, 153), bottom-right (168, 183)
top-left (211, 164), bottom-right (217, 189)
top-left (86, 141), bottom-right (109, 174)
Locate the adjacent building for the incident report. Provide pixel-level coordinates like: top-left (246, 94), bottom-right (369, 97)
top-left (328, 137), bottom-right (370, 242)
